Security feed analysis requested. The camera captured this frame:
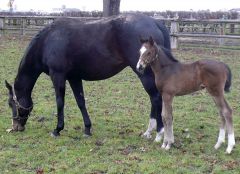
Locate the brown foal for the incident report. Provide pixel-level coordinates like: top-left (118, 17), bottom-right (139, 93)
top-left (136, 36), bottom-right (235, 154)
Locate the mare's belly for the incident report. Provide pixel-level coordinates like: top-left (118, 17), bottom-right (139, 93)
top-left (67, 58), bottom-right (127, 81)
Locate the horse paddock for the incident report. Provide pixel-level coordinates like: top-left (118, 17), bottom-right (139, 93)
top-left (0, 36), bottom-right (240, 173)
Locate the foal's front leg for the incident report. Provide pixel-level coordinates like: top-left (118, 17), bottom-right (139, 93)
top-left (161, 94), bottom-right (174, 150)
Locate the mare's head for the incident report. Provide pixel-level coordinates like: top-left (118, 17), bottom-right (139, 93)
top-left (5, 80), bottom-right (33, 131)
top-left (136, 36), bottom-right (158, 74)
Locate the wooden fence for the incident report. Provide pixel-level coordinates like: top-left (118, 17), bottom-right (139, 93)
top-left (159, 18), bottom-right (240, 48)
top-left (1, 16), bottom-right (240, 49)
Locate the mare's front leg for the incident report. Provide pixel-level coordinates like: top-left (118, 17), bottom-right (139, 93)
top-left (161, 93), bottom-right (174, 150)
top-left (139, 73), bottom-right (164, 142)
top-left (50, 72), bottom-right (66, 137)
top-left (69, 79), bottom-right (92, 136)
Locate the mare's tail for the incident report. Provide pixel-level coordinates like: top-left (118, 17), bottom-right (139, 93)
top-left (154, 20), bottom-right (171, 49)
top-left (224, 63), bottom-right (232, 93)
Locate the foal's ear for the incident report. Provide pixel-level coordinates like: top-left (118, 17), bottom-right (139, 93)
top-left (139, 35), bottom-right (148, 43)
top-left (5, 80), bottom-right (12, 91)
top-left (149, 36), bottom-right (154, 46)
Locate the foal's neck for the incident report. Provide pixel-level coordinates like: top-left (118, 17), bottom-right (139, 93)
top-left (150, 46), bottom-right (179, 75)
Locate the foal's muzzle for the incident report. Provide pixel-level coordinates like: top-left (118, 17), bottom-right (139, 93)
top-left (136, 64), bottom-right (145, 74)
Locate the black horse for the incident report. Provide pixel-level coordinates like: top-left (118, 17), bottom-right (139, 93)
top-left (5, 13), bottom-right (170, 139)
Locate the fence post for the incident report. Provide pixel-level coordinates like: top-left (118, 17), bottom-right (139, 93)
top-left (0, 17), bottom-right (4, 36)
top-left (170, 20), bottom-right (179, 49)
top-left (218, 22), bottom-right (226, 46)
top-left (21, 17), bottom-right (26, 36)
top-left (230, 23), bottom-right (235, 34)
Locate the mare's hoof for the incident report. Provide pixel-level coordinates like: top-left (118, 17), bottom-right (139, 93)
top-left (84, 128), bottom-right (92, 137)
top-left (50, 130), bottom-right (60, 138)
top-left (83, 134), bottom-right (91, 138)
top-left (6, 128), bottom-right (14, 133)
top-left (142, 131), bottom-right (152, 139)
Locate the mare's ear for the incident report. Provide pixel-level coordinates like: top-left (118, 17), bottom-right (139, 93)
top-left (149, 36), bottom-right (154, 46)
top-left (5, 80), bottom-right (12, 92)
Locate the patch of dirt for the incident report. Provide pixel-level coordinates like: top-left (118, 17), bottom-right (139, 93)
top-left (222, 160), bottom-right (240, 170)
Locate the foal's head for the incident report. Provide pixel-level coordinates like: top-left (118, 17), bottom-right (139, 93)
top-left (136, 36), bottom-right (158, 74)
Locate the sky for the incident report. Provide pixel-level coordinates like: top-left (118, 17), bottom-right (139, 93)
top-left (0, 0), bottom-right (239, 12)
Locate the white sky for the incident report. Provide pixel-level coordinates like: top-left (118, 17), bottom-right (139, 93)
top-left (0, 0), bottom-right (239, 12)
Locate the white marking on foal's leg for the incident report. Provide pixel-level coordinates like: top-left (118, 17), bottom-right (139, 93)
top-left (154, 128), bottom-right (164, 142)
top-left (226, 133), bottom-right (235, 154)
top-left (161, 132), bottom-right (168, 149)
top-left (214, 128), bottom-right (225, 149)
top-left (161, 142), bottom-right (167, 149)
top-left (143, 118), bottom-right (156, 139)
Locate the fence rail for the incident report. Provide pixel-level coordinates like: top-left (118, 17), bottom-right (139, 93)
top-left (1, 16), bottom-right (240, 49)
top-left (162, 18), bottom-right (240, 48)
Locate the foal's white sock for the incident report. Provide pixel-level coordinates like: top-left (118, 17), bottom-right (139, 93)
top-left (226, 133), bottom-right (235, 154)
top-left (214, 128), bottom-right (225, 149)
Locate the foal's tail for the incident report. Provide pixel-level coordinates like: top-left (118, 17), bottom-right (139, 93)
top-left (224, 63), bottom-right (232, 93)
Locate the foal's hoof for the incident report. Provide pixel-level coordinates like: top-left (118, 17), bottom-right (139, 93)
top-left (50, 130), bottom-right (60, 138)
top-left (214, 141), bottom-right (224, 150)
top-left (161, 142), bottom-right (172, 150)
top-left (226, 145), bottom-right (235, 154)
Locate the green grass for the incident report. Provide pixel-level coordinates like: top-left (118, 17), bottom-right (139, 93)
top-left (0, 37), bottom-right (240, 173)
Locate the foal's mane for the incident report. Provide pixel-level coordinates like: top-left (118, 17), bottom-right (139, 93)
top-left (157, 45), bottom-right (179, 63)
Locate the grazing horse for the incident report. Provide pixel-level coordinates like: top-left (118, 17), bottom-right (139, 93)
top-left (136, 36), bottom-right (235, 154)
top-left (5, 14), bottom-right (169, 139)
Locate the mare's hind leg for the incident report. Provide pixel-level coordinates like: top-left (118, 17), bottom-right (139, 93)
top-left (140, 74), bottom-right (164, 142)
top-left (161, 93), bottom-right (174, 150)
top-left (50, 72), bottom-right (66, 137)
top-left (69, 79), bottom-right (92, 136)
top-left (213, 95), bottom-right (235, 153)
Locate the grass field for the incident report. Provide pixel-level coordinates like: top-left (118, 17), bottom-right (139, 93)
top-left (0, 37), bottom-right (240, 173)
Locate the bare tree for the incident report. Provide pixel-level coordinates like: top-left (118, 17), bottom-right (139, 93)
top-left (103, 0), bottom-right (121, 17)
top-left (8, 0), bottom-right (14, 12)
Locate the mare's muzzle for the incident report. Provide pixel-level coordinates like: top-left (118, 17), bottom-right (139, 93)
top-left (12, 119), bottom-right (26, 131)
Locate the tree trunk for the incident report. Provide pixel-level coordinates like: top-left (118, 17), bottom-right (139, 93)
top-left (103, 0), bottom-right (121, 17)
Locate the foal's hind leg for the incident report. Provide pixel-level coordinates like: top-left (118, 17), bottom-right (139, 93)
top-left (69, 79), bottom-right (92, 136)
top-left (213, 95), bottom-right (235, 153)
